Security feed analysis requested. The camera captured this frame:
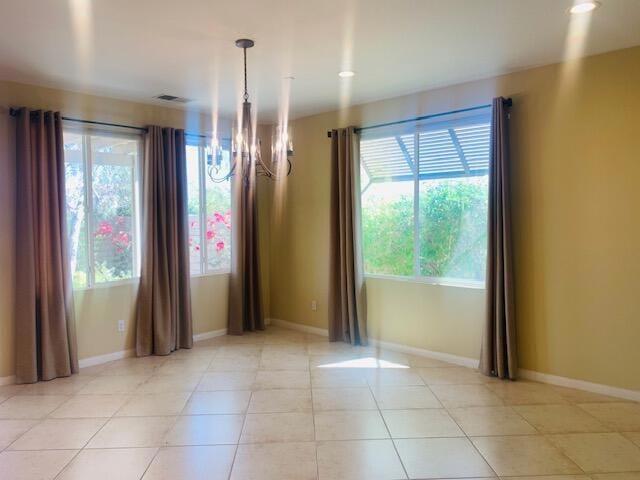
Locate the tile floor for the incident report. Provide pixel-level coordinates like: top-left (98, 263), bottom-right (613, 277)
top-left (0, 325), bottom-right (639, 480)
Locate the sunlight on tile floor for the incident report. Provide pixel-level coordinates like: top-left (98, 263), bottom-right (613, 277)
top-left (0, 325), bottom-right (639, 480)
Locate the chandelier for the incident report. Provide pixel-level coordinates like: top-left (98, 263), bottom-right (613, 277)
top-left (207, 38), bottom-right (293, 183)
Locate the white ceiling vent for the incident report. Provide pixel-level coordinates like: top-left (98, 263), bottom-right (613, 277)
top-left (154, 94), bottom-right (191, 103)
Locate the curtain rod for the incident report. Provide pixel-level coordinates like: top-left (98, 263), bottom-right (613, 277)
top-left (325, 98), bottom-right (512, 138)
top-left (7, 107), bottom-right (210, 139)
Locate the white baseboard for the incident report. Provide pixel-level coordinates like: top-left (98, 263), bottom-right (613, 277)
top-left (520, 368), bottom-right (640, 402)
top-left (270, 318), bottom-right (329, 337)
top-left (193, 328), bottom-right (227, 342)
top-left (270, 318), bottom-right (639, 402)
top-left (0, 375), bottom-right (16, 386)
top-left (3, 328), bottom-right (230, 384)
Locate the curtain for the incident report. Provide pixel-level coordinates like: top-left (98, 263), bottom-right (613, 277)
top-left (136, 126), bottom-right (192, 356)
top-left (328, 127), bottom-right (367, 345)
top-left (228, 118), bottom-right (263, 334)
top-left (480, 97), bottom-right (517, 379)
top-left (14, 108), bottom-right (78, 383)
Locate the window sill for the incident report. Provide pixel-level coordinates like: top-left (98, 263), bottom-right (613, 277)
top-left (190, 270), bottom-right (231, 278)
top-left (73, 277), bottom-right (140, 292)
top-left (364, 273), bottom-right (485, 290)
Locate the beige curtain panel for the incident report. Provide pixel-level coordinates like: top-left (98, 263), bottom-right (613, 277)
top-left (228, 135), bottom-right (263, 335)
top-left (136, 126), bottom-right (193, 356)
top-left (328, 127), bottom-right (368, 345)
top-left (480, 97), bottom-right (517, 379)
top-left (14, 108), bottom-right (79, 383)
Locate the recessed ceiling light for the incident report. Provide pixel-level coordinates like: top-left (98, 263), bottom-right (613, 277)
top-left (569, 1), bottom-right (600, 14)
top-left (338, 70), bottom-right (355, 78)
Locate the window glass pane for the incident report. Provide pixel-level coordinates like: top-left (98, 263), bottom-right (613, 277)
top-left (63, 132), bottom-right (89, 289)
top-left (186, 145), bottom-right (202, 274)
top-left (91, 135), bottom-right (137, 283)
top-left (361, 178), bottom-right (415, 276)
top-left (418, 174), bottom-right (488, 282)
top-left (205, 148), bottom-right (232, 271)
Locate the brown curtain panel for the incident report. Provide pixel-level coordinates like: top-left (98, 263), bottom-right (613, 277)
top-left (136, 126), bottom-right (192, 356)
top-left (228, 118), bottom-right (263, 334)
top-left (14, 108), bottom-right (79, 383)
top-left (328, 127), bottom-right (367, 345)
top-left (480, 97), bottom-right (517, 379)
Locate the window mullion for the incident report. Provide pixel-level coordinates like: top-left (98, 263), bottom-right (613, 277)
top-left (413, 131), bottom-right (420, 277)
top-left (85, 134), bottom-right (95, 287)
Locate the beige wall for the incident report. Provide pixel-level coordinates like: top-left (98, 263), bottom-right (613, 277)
top-left (269, 46), bottom-right (640, 391)
top-left (0, 81), bottom-right (269, 378)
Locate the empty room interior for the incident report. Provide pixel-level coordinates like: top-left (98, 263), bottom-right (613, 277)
top-left (1, 0), bottom-right (640, 479)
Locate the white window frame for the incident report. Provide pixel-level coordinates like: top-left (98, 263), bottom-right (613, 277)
top-left (64, 126), bottom-right (143, 290)
top-left (186, 138), bottom-right (232, 277)
top-left (359, 112), bottom-right (490, 289)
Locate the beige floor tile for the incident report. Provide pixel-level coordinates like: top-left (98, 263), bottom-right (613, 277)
top-left (549, 432), bottom-right (640, 473)
top-left (309, 354), bottom-right (366, 369)
top-left (315, 410), bottom-right (389, 440)
top-left (365, 369), bottom-right (424, 386)
top-left (0, 395), bottom-right (69, 419)
top-left (208, 356), bottom-right (260, 371)
top-left (578, 402), bottom-right (640, 431)
top-left (155, 357), bottom-right (212, 375)
top-left (116, 392), bottom-right (191, 416)
top-left (0, 385), bottom-right (26, 398)
top-left (406, 355), bottom-right (455, 368)
top-left (396, 437), bottom-right (494, 479)
top-left (371, 385), bottom-right (442, 409)
top-left (382, 409), bottom-right (464, 438)
top-left (430, 384), bottom-right (504, 408)
top-left (0, 450), bottom-right (77, 480)
top-left (625, 431), bottom-right (640, 447)
top-left (50, 394), bottom-right (129, 418)
top-left (19, 377), bottom-right (92, 395)
top-left (240, 412), bottom-right (314, 443)
top-left (0, 395), bottom-right (7, 404)
top-left (142, 445), bottom-right (236, 480)
top-left (372, 350), bottom-right (411, 366)
top-left (502, 476), bottom-right (591, 480)
top-left (471, 435), bottom-right (581, 476)
top-left (253, 370), bottom-right (310, 389)
top-left (308, 342), bottom-right (365, 356)
top-left (259, 353), bottom-right (310, 370)
top-left (231, 441), bottom-right (317, 480)
top-left (261, 344), bottom-right (308, 355)
top-left (553, 386), bottom-right (625, 403)
top-left (248, 389), bottom-right (312, 413)
top-left (217, 345), bottom-right (263, 358)
top-left (317, 439), bottom-right (406, 480)
top-left (0, 420), bottom-right (38, 449)
top-left (136, 373), bottom-right (202, 393)
top-left (417, 367), bottom-right (487, 385)
top-left (486, 382), bottom-right (568, 405)
top-left (514, 404), bottom-right (610, 433)
top-left (448, 406), bottom-right (537, 436)
top-left (164, 414), bottom-right (244, 445)
top-left (197, 371), bottom-right (256, 391)
top-left (311, 369), bottom-right (368, 388)
top-left (77, 375), bottom-right (148, 394)
top-left (313, 387), bottom-right (377, 411)
top-left (98, 362), bottom-right (159, 376)
top-left (87, 416), bottom-right (176, 448)
top-left (8, 418), bottom-right (106, 450)
top-left (183, 391), bottom-right (251, 414)
top-left (57, 448), bottom-right (157, 480)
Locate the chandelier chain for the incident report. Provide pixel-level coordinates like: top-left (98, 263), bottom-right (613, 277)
top-left (243, 47), bottom-right (249, 102)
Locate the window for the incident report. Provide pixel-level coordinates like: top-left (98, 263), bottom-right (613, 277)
top-left (64, 130), bottom-right (141, 289)
top-left (359, 112), bottom-right (490, 285)
top-left (186, 140), bottom-right (232, 274)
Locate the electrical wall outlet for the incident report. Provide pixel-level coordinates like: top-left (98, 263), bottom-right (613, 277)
top-left (311, 300), bottom-right (318, 311)
top-left (117, 319), bottom-right (125, 332)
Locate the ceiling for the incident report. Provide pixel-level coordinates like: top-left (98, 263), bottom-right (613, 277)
top-left (1, 0), bottom-right (639, 121)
